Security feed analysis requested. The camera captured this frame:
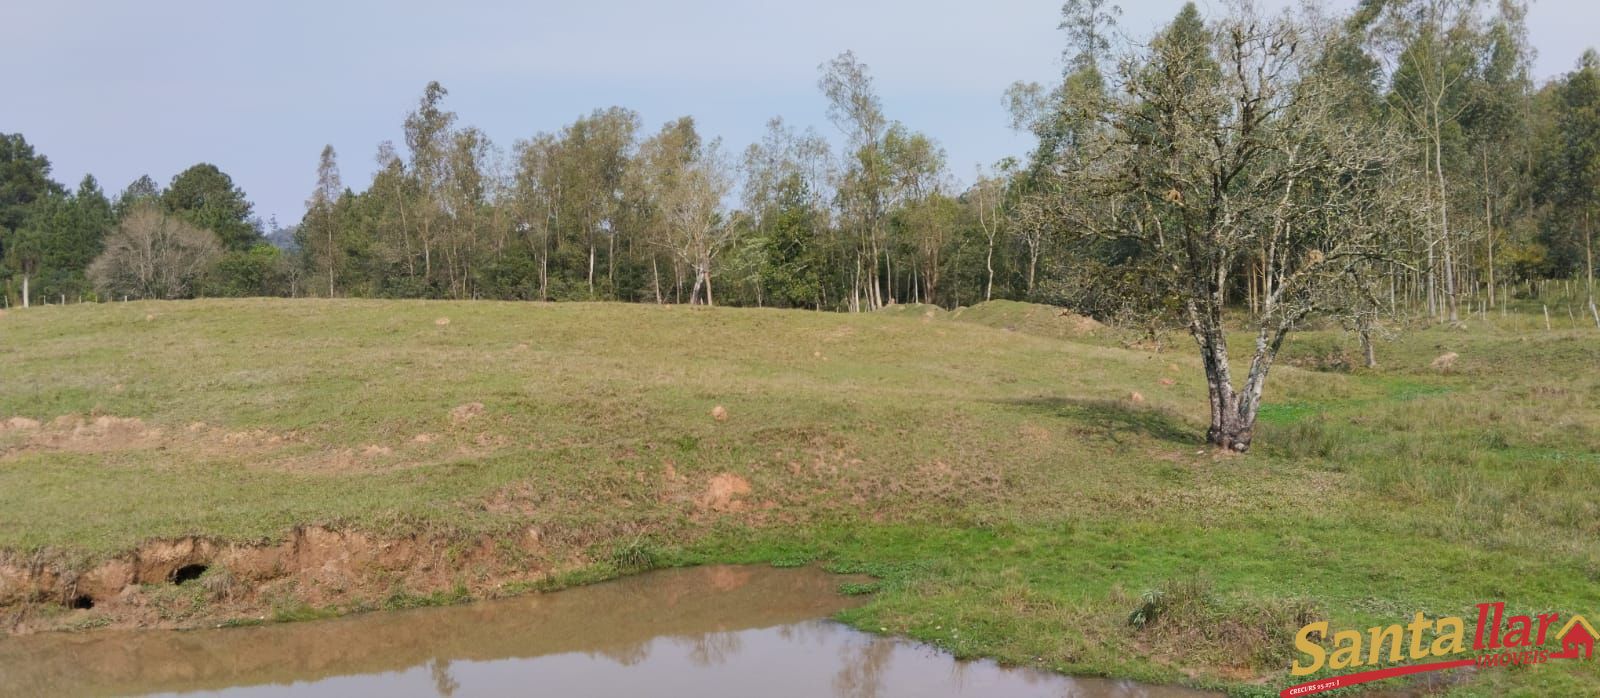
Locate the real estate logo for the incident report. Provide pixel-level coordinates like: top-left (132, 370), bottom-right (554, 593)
top-left (1281, 603), bottom-right (1595, 697)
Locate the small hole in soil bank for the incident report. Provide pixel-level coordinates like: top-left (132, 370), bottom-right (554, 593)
top-left (172, 564), bottom-right (209, 584)
top-left (70, 595), bottom-right (94, 609)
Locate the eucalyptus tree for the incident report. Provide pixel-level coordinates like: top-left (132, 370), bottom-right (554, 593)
top-left (441, 126), bottom-right (494, 299)
top-left (511, 133), bottom-right (561, 300)
top-left (819, 51), bottom-right (892, 310)
top-left (1363, 0), bottom-right (1501, 322)
top-left (302, 145), bottom-right (343, 296)
top-left (968, 165), bottom-right (1013, 302)
top-left (402, 81), bottom-right (457, 289)
top-left (637, 118), bottom-right (733, 305)
top-left (1543, 49), bottom-right (1600, 322)
top-left (370, 142), bottom-right (419, 283)
top-left (740, 118), bottom-right (835, 308)
top-left (556, 108), bottom-right (639, 298)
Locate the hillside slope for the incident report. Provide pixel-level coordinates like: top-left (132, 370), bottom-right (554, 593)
top-left (2, 299), bottom-right (1597, 696)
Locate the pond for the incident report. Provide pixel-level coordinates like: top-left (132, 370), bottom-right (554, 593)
top-left (0, 565), bottom-right (1219, 697)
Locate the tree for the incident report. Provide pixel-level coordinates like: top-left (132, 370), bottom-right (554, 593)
top-left (0, 134), bottom-right (64, 300)
top-left (1055, 3), bottom-right (1424, 451)
top-left (209, 243), bottom-right (289, 297)
top-left (163, 164), bottom-right (260, 251)
top-left (4, 225), bottom-right (43, 307)
top-left (0, 134), bottom-right (62, 234)
top-left (637, 118), bottom-right (733, 305)
top-left (2, 173), bottom-right (111, 306)
top-left (557, 107), bottom-right (638, 298)
top-left (88, 205), bottom-right (223, 299)
top-left (969, 167), bottom-right (1012, 302)
top-left (440, 126), bottom-right (495, 299)
top-left (1544, 49), bottom-right (1600, 323)
top-left (302, 145), bottom-right (343, 296)
top-left (742, 118), bottom-right (835, 309)
top-left (511, 134), bottom-right (561, 300)
top-left (820, 51), bottom-right (891, 310)
top-left (1369, 0), bottom-right (1495, 323)
top-left (402, 81), bottom-right (458, 293)
top-left (114, 175), bottom-right (162, 219)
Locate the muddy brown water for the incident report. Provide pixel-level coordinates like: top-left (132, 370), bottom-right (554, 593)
top-left (0, 565), bottom-right (1219, 697)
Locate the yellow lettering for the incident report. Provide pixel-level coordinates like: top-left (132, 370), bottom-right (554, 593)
top-left (1369, 624), bottom-right (1405, 664)
top-left (1291, 621), bottom-right (1328, 676)
top-left (1407, 612), bottom-right (1432, 660)
top-left (1431, 617), bottom-right (1466, 656)
top-left (1330, 630), bottom-right (1363, 669)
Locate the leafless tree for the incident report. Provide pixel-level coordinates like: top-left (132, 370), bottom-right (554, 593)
top-left (638, 119), bottom-right (734, 306)
top-left (88, 205), bottom-right (224, 299)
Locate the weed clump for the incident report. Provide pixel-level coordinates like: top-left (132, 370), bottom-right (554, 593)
top-left (1124, 578), bottom-right (1319, 671)
top-left (610, 539), bottom-right (660, 572)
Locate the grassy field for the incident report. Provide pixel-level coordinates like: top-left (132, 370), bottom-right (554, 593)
top-left (1, 297), bottom-right (1597, 696)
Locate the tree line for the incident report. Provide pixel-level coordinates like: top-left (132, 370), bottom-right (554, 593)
top-left (3, 0), bottom-right (1595, 318)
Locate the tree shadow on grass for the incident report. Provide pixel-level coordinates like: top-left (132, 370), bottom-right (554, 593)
top-left (996, 397), bottom-right (1199, 445)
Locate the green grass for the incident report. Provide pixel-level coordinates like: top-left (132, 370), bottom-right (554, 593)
top-left (2, 297), bottom-right (1599, 696)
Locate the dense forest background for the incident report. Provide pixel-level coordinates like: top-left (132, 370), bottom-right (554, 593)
top-left (3, 0), bottom-right (1598, 324)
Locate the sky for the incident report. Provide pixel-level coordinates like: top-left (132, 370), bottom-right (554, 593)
top-left (4, 0), bottom-right (1598, 228)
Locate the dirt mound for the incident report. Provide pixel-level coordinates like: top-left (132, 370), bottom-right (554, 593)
top-left (947, 300), bottom-right (1102, 339)
top-left (698, 474), bottom-right (752, 513)
top-left (0, 416), bottom-right (307, 461)
top-left (874, 303), bottom-right (947, 322)
top-left (450, 402), bottom-right (485, 426)
top-left (10, 415), bottom-right (158, 453)
top-left (1, 417), bottom-right (41, 431)
top-left (1429, 352), bottom-right (1459, 372)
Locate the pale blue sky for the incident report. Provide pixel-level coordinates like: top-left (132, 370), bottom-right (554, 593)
top-left (4, 0), bottom-right (1596, 227)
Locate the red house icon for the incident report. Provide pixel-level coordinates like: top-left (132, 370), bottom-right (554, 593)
top-left (1552, 616), bottom-right (1597, 660)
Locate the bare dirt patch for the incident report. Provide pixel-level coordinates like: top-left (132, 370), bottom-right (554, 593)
top-left (1, 417), bottom-right (42, 431)
top-left (450, 402), bottom-right (485, 426)
top-left (0, 415), bottom-right (306, 462)
top-left (1430, 352), bottom-right (1459, 372)
top-left (698, 474), bottom-right (752, 513)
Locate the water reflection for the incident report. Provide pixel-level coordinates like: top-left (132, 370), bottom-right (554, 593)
top-left (0, 565), bottom-right (1218, 698)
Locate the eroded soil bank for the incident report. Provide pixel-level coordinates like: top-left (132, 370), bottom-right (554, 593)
top-left (0, 564), bottom-right (1219, 698)
top-left (0, 524), bottom-right (556, 634)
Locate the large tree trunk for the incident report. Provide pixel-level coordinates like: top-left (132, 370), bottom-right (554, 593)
top-left (1199, 345), bottom-right (1256, 452)
top-left (1190, 302), bottom-right (1287, 453)
top-left (21, 274), bottom-right (29, 309)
